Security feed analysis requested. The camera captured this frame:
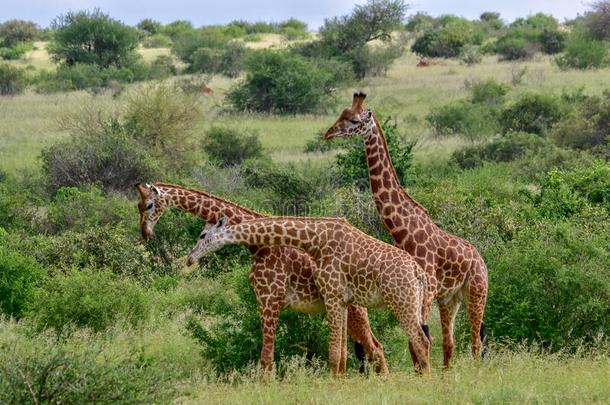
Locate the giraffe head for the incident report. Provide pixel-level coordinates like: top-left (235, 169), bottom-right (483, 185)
top-left (186, 216), bottom-right (231, 266)
top-left (135, 183), bottom-right (168, 240)
top-left (324, 92), bottom-right (375, 140)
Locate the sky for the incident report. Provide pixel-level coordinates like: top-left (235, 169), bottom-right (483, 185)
top-left (0, 0), bottom-right (591, 29)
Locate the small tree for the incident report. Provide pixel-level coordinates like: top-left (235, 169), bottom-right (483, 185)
top-left (584, 1), bottom-right (610, 40)
top-left (303, 0), bottom-right (407, 78)
top-left (0, 19), bottom-right (39, 47)
top-left (202, 127), bottom-right (264, 167)
top-left (136, 18), bottom-right (162, 36)
top-left (48, 9), bottom-right (139, 68)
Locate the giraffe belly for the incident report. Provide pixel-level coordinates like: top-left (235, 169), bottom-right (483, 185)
top-left (350, 285), bottom-right (385, 308)
top-left (284, 289), bottom-right (325, 314)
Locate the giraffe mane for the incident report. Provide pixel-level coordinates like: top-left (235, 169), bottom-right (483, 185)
top-left (370, 114), bottom-right (429, 215)
top-left (153, 182), bottom-right (265, 218)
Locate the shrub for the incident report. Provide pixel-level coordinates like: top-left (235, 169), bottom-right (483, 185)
top-left (185, 266), bottom-right (329, 373)
top-left (460, 45), bottom-right (482, 65)
top-left (550, 92), bottom-right (609, 149)
top-left (40, 118), bottom-right (159, 193)
top-left (48, 9), bottom-right (139, 68)
top-left (136, 18), bottom-right (162, 36)
top-left (0, 19), bottom-right (39, 47)
top-left (0, 41), bottom-right (34, 60)
top-left (28, 269), bottom-right (149, 334)
top-left (0, 245), bottom-right (45, 318)
top-left (0, 63), bottom-right (27, 95)
top-left (0, 343), bottom-right (174, 403)
top-left (335, 116), bottom-right (415, 187)
top-left (494, 35), bottom-right (531, 60)
top-left (191, 42), bottom-right (246, 77)
top-left (227, 50), bottom-right (346, 114)
top-left (555, 31), bottom-right (608, 70)
top-left (202, 127), bottom-right (264, 167)
top-left (537, 162), bottom-right (610, 218)
top-left (584, 0), bottom-right (610, 40)
top-left (241, 159), bottom-right (320, 215)
top-left (483, 213), bottom-right (610, 350)
top-left (142, 33), bottom-right (172, 48)
top-left (468, 78), bottom-right (509, 105)
top-left (122, 82), bottom-right (202, 163)
top-left (7, 225), bottom-right (152, 280)
top-left (148, 55), bottom-right (176, 79)
top-left (411, 19), bottom-right (475, 58)
top-left (452, 132), bottom-right (550, 169)
top-left (500, 93), bottom-right (563, 135)
top-left (427, 100), bottom-right (500, 140)
top-left (539, 29), bottom-right (566, 54)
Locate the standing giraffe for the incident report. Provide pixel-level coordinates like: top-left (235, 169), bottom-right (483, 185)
top-left (324, 93), bottom-right (488, 367)
top-left (135, 183), bottom-right (388, 376)
top-left (187, 216), bottom-right (431, 377)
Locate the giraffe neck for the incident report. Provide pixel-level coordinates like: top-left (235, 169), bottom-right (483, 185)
top-left (154, 183), bottom-right (262, 224)
top-left (364, 116), bottom-right (429, 223)
top-left (226, 217), bottom-right (336, 257)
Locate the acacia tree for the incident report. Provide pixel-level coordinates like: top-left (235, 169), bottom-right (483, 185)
top-left (49, 9), bottom-right (139, 68)
top-left (299, 0), bottom-right (407, 79)
top-left (0, 19), bottom-right (40, 47)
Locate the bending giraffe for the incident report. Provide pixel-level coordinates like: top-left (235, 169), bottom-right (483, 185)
top-left (187, 216), bottom-right (431, 377)
top-left (135, 183), bottom-right (388, 376)
top-left (324, 93), bottom-right (489, 367)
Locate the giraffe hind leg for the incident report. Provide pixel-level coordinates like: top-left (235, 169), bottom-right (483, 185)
top-left (480, 322), bottom-right (489, 359)
top-left (354, 342), bottom-right (366, 373)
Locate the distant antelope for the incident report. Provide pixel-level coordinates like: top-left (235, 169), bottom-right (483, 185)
top-left (201, 84), bottom-right (214, 95)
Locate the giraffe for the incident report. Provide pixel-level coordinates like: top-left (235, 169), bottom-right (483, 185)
top-left (186, 216), bottom-right (431, 377)
top-left (135, 182), bottom-right (388, 376)
top-left (324, 92), bottom-right (489, 368)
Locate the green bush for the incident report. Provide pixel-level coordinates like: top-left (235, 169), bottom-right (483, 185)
top-left (141, 33), bottom-right (172, 48)
top-left (335, 116), bottom-right (415, 187)
top-left (468, 78), bottom-right (509, 105)
top-left (500, 93), bottom-right (563, 135)
top-left (427, 100), bottom-right (500, 139)
top-left (136, 18), bottom-right (162, 36)
top-left (191, 42), bottom-right (246, 77)
top-left (48, 9), bottom-right (139, 68)
top-left (550, 92), bottom-right (609, 150)
top-left (0, 344), bottom-right (174, 403)
top-left (452, 132), bottom-right (550, 169)
top-left (5, 225), bottom-right (152, 280)
top-left (0, 41), bottom-right (34, 60)
top-left (0, 63), bottom-right (27, 95)
top-left (227, 50), bottom-right (348, 114)
top-left (0, 245), bottom-right (45, 318)
top-left (202, 126), bottom-right (264, 167)
top-left (40, 119), bottom-right (159, 193)
top-left (494, 35), bottom-right (531, 60)
top-left (185, 266), bottom-right (329, 373)
top-left (148, 55), bottom-right (176, 79)
top-left (483, 213), bottom-right (610, 350)
top-left (0, 19), bottom-right (40, 47)
top-left (536, 162), bottom-right (610, 218)
top-left (555, 31), bottom-right (608, 70)
top-left (539, 29), bottom-right (566, 54)
top-left (411, 19), bottom-right (475, 58)
top-left (28, 269), bottom-right (149, 334)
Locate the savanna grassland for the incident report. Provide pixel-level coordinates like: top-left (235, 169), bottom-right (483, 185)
top-left (1, 3), bottom-right (610, 404)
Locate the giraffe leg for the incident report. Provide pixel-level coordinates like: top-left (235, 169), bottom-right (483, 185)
top-left (249, 263), bottom-right (286, 380)
top-left (408, 273), bottom-right (436, 370)
top-left (325, 299), bottom-right (347, 378)
top-left (347, 305), bottom-right (389, 375)
top-left (340, 308), bottom-right (348, 374)
top-left (466, 279), bottom-right (488, 360)
top-left (438, 296), bottom-right (461, 369)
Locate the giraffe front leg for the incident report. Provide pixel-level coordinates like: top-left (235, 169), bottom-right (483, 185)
top-left (325, 299), bottom-right (347, 378)
top-left (466, 281), bottom-right (488, 360)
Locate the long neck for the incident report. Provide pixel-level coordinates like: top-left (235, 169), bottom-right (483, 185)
top-left (227, 218), bottom-right (334, 258)
top-left (155, 183), bottom-right (262, 224)
top-left (364, 116), bottom-right (429, 221)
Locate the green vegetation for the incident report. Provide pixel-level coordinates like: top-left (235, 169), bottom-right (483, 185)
top-left (0, 2), bottom-right (609, 402)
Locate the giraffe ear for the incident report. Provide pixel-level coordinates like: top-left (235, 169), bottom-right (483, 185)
top-left (364, 109), bottom-right (373, 120)
top-left (151, 185), bottom-right (161, 196)
top-left (217, 216), bottom-right (228, 228)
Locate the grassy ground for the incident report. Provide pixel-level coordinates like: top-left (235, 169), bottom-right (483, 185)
top-left (182, 350), bottom-right (610, 404)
